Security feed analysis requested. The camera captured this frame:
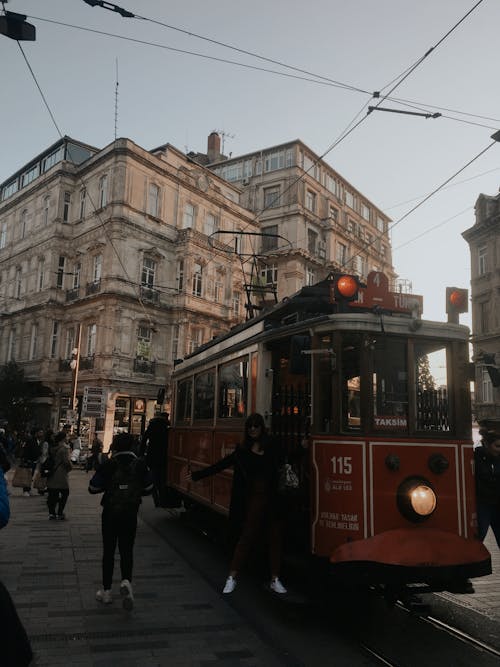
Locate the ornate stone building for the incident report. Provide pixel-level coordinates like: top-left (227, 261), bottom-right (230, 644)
top-left (463, 191), bottom-right (500, 425)
top-left (0, 136), bottom-right (257, 444)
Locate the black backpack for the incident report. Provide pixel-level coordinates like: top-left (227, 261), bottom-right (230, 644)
top-left (105, 458), bottom-right (143, 514)
top-left (40, 455), bottom-right (56, 478)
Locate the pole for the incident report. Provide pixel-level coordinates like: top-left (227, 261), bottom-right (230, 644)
top-left (70, 323), bottom-right (82, 414)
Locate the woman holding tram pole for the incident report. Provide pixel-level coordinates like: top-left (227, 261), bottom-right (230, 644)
top-left (187, 412), bottom-right (300, 595)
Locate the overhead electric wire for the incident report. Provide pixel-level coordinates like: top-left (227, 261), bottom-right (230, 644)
top-left (392, 206), bottom-right (472, 251)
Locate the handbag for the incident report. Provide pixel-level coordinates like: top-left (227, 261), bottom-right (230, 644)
top-left (12, 467), bottom-right (33, 488)
top-left (278, 462), bottom-right (300, 495)
top-left (33, 471), bottom-right (47, 491)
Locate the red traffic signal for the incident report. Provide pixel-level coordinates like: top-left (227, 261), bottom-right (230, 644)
top-left (330, 274), bottom-right (361, 310)
top-left (446, 287), bottom-right (468, 323)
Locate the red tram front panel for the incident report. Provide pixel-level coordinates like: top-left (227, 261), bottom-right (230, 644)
top-left (311, 439), bottom-right (367, 556)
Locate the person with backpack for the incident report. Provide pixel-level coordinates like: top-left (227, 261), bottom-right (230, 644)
top-left (88, 432), bottom-right (153, 610)
top-left (46, 431), bottom-right (73, 520)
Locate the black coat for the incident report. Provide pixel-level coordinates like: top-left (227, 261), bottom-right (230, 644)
top-left (474, 445), bottom-right (500, 506)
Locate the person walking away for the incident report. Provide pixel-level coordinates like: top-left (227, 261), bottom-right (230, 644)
top-left (86, 434), bottom-right (103, 472)
top-left (46, 431), bottom-right (72, 520)
top-left (89, 432), bottom-right (153, 609)
top-left (189, 413), bottom-right (299, 595)
top-left (0, 453), bottom-right (34, 666)
top-left (20, 427), bottom-right (43, 496)
top-left (475, 425), bottom-right (500, 547)
top-left (141, 412), bottom-right (169, 507)
top-left (34, 429), bottom-right (53, 495)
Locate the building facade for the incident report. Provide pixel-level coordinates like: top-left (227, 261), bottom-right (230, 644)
top-left (463, 191), bottom-right (500, 425)
top-left (0, 136), bottom-right (257, 444)
top-left (202, 135), bottom-right (396, 303)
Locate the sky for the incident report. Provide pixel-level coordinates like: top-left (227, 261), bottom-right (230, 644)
top-left (1, 0), bottom-right (499, 328)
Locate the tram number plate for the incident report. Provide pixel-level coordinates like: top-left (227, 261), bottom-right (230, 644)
top-left (330, 456), bottom-right (352, 475)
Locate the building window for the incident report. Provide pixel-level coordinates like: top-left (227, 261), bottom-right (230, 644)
top-left (79, 188), bottom-right (86, 219)
top-left (93, 254), bottom-right (102, 283)
top-left (264, 186), bottom-right (280, 209)
top-left (136, 325), bottom-right (151, 360)
top-left (15, 267), bottom-right (22, 298)
top-left (204, 213), bottom-right (218, 237)
top-left (192, 262), bottom-right (203, 297)
top-left (305, 190), bottom-right (316, 213)
top-left (479, 301), bottom-right (489, 334)
top-left (56, 256), bottom-right (65, 289)
top-left (376, 216), bottom-right (385, 233)
top-left (87, 323), bottom-right (97, 356)
top-left (176, 260), bottom-right (184, 292)
top-left (21, 164), bottom-right (39, 187)
top-left (481, 367), bottom-right (493, 403)
top-left (308, 229), bottom-right (318, 255)
top-left (345, 191), bottom-right (355, 210)
top-left (336, 242), bottom-right (348, 265)
top-left (148, 183), bottom-right (160, 217)
top-left (214, 280), bottom-right (223, 303)
top-left (0, 222), bottom-right (6, 249)
top-left (65, 327), bottom-right (75, 359)
top-left (50, 321), bottom-right (59, 358)
top-left (329, 206), bottom-right (339, 222)
top-left (7, 328), bottom-right (16, 361)
top-left (232, 291), bottom-right (241, 317)
top-left (171, 324), bottom-right (179, 361)
top-left (98, 175), bottom-right (108, 208)
top-left (37, 258), bottom-right (45, 291)
top-left (72, 262), bottom-right (81, 289)
top-left (183, 203), bottom-right (195, 229)
top-left (188, 327), bottom-right (203, 355)
top-left (478, 246), bottom-right (487, 276)
top-left (361, 203), bottom-right (370, 221)
top-left (141, 257), bottom-right (156, 287)
top-left (260, 263), bottom-right (278, 285)
top-left (29, 324), bottom-right (38, 360)
top-left (42, 196), bottom-right (50, 225)
top-left (306, 267), bottom-right (315, 286)
top-left (20, 209), bottom-right (28, 239)
top-left (63, 192), bottom-right (71, 222)
top-left (262, 225), bottom-right (278, 252)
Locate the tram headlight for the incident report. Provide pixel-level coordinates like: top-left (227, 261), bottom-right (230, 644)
top-left (397, 477), bottom-right (437, 522)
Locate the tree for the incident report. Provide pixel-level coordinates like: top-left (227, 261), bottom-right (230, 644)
top-left (417, 354), bottom-right (436, 391)
top-left (0, 362), bottom-right (39, 429)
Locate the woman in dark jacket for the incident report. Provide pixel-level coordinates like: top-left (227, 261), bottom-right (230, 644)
top-left (475, 427), bottom-right (500, 547)
top-left (189, 413), bottom-right (290, 595)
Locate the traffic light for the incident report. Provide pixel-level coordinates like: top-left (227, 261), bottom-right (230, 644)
top-left (0, 12), bottom-right (36, 41)
top-left (446, 287), bottom-right (468, 324)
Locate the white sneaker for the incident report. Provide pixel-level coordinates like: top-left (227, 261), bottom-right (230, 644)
top-left (23, 491), bottom-right (31, 497)
top-left (270, 578), bottom-right (287, 594)
top-left (222, 576), bottom-right (236, 594)
top-left (120, 579), bottom-right (134, 610)
top-left (96, 589), bottom-right (112, 604)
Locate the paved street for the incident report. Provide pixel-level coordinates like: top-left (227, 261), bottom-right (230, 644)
top-left (1, 468), bottom-right (284, 667)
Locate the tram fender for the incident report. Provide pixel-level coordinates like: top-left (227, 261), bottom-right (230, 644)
top-left (330, 528), bottom-right (491, 569)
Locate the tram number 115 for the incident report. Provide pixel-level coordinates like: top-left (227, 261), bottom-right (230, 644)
top-left (331, 456), bottom-right (352, 475)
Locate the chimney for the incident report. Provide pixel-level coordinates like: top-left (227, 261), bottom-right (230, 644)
top-left (207, 132), bottom-right (222, 163)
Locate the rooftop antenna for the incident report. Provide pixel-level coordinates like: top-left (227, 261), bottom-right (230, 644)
top-left (214, 129), bottom-right (235, 155)
top-left (114, 58), bottom-right (119, 140)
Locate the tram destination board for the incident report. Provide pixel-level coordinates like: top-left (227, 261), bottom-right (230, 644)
top-left (82, 386), bottom-right (107, 418)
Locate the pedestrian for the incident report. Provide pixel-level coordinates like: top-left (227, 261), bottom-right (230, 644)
top-left (89, 432), bottom-right (153, 609)
top-left (188, 413), bottom-right (302, 595)
top-left (86, 434), bottom-right (103, 472)
top-left (46, 431), bottom-right (73, 520)
top-left (141, 412), bottom-right (170, 507)
top-left (20, 427), bottom-right (43, 496)
top-left (0, 456), bottom-right (34, 667)
top-left (475, 424), bottom-right (500, 547)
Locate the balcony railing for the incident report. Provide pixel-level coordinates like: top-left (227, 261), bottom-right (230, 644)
top-left (66, 287), bottom-right (80, 301)
top-left (58, 354), bottom-right (94, 372)
top-left (86, 280), bottom-right (101, 295)
top-left (140, 285), bottom-right (160, 304)
top-left (133, 358), bottom-right (155, 374)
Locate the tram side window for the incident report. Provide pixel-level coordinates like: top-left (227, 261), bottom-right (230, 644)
top-left (176, 379), bottom-right (193, 424)
top-left (218, 358), bottom-right (248, 418)
top-left (372, 339), bottom-right (408, 431)
top-left (414, 342), bottom-right (450, 432)
top-left (341, 333), bottom-right (362, 430)
top-left (194, 370), bottom-right (215, 420)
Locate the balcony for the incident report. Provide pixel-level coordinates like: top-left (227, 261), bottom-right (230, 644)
top-left (133, 358), bottom-right (155, 374)
top-left (140, 285), bottom-right (160, 304)
top-left (58, 354), bottom-right (94, 372)
top-left (86, 280), bottom-right (101, 295)
top-left (66, 287), bottom-right (80, 302)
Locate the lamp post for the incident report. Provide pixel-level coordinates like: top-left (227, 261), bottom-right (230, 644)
top-left (69, 324), bottom-right (82, 433)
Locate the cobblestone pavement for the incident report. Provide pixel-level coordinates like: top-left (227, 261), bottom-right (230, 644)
top-left (1, 469), bottom-right (285, 667)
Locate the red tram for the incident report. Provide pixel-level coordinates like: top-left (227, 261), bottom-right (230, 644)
top-left (167, 271), bottom-right (491, 595)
